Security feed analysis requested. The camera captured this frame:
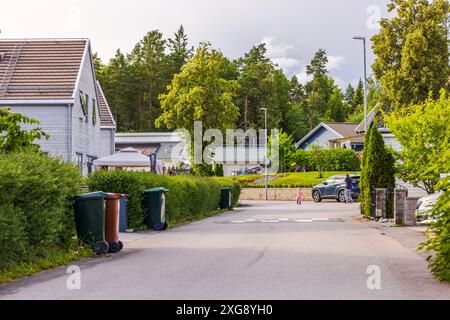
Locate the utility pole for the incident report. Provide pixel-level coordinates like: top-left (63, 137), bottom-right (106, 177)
top-left (260, 108), bottom-right (268, 201)
top-left (353, 36), bottom-right (368, 133)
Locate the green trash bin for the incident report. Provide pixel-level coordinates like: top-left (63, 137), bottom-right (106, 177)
top-left (74, 191), bottom-right (109, 255)
top-left (220, 187), bottom-right (232, 209)
top-left (143, 187), bottom-right (169, 231)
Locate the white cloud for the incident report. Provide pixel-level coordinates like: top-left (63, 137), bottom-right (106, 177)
top-left (327, 55), bottom-right (346, 71)
top-left (261, 36), bottom-right (294, 59)
top-left (271, 57), bottom-right (301, 70)
top-left (260, 36), bottom-right (301, 75)
top-left (295, 67), bottom-right (312, 84)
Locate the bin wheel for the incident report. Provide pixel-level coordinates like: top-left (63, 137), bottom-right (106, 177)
top-left (153, 222), bottom-right (165, 231)
top-left (94, 241), bottom-right (109, 255)
top-left (109, 241), bottom-right (121, 254)
top-left (118, 241), bottom-right (123, 251)
top-left (163, 222), bottom-right (168, 230)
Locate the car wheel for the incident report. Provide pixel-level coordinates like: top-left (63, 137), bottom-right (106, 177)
top-left (312, 190), bottom-right (322, 203)
top-left (338, 190), bottom-right (346, 203)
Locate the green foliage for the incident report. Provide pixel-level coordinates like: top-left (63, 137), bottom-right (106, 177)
top-left (191, 163), bottom-right (224, 177)
top-left (0, 108), bottom-right (49, 153)
top-left (305, 49), bottom-right (330, 130)
top-left (96, 26), bottom-right (192, 132)
top-left (385, 91), bottom-right (450, 194)
top-left (372, 0), bottom-right (450, 110)
top-left (353, 79), bottom-right (364, 112)
top-left (156, 43), bottom-right (240, 136)
top-left (233, 172), bottom-right (357, 188)
top-left (307, 145), bottom-right (328, 178)
top-left (269, 129), bottom-right (295, 173)
top-left (289, 148), bottom-right (360, 173)
top-left (87, 171), bottom-right (241, 229)
top-left (420, 157), bottom-right (450, 282)
top-left (359, 123), bottom-right (396, 217)
top-left (0, 153), bottom-right (82, 270)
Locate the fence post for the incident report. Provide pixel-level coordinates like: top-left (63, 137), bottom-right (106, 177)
top-left (394, 189), bottom-right (408, 225)
top-left (405, 197), bottom-right (419, 226)
top-left (375, 188), bottom-right (387, 218)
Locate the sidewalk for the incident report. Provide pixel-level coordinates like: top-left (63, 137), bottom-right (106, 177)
top-left (353, 215), bottom-right (431, 257)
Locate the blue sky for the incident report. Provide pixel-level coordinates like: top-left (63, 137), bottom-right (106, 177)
top-left (0, 0), bottom-right (391, 88)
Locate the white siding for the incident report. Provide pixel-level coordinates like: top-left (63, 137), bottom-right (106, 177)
top-left (100, 128), bottom-right (115, 158)
top-left (383, 134), bottom-right (402, 152)
top-left (1, 104), bottom-right (70, 160)
top-left (72, 45), bottom-right (102, 175)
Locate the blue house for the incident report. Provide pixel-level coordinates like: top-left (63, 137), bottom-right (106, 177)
top-left (295, 122), bottom-right (364, 152)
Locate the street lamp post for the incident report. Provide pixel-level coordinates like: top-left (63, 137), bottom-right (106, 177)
top-left (353, 36), bottom-right (368, 133)
top-left (260, 108), bottom-right (268, 201)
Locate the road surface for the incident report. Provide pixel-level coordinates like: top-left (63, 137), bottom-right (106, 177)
top-left (1, 201), bottom-right (449, 300)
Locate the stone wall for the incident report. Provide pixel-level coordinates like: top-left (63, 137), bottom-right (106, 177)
top-left (239, 188), bottom-right (313, 201)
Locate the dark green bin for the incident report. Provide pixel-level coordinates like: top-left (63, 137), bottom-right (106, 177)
top-left (74, 191), bottom-right (109, 254)
top-left (220, 187), bottom-right (232, 209)
top-left (143, 187), bottom-right (169, 231)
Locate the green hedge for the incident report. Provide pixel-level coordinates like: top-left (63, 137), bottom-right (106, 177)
top-left (290, 148), bottom-right (361, 172)
top-left (87, 171), bottom-right (240, 229)
top-left (0, 153), bottom-right (81, 270)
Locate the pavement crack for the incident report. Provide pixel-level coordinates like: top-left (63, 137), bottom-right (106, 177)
top-left (245, 246), bottom-right (268, 269)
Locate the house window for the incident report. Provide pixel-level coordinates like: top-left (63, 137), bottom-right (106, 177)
top-left (92, 98), bottom-right (97, 125)
top-left (76, 153), bottom-right (83, 174)
top-left (87, 155), bottom-right (97, 174)
top-left (79, 90), bottom-right (87, 119)
top-left (84, 93), bottom-right (90, 123)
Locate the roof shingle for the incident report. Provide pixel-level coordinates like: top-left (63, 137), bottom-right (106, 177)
top-left (0, 39), bottom-right (87, 100)
top-left (96, 81), bottom-right (116, 128)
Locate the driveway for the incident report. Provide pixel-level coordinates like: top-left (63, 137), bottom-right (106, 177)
top-left (1, 201), bottom-right (449, 300)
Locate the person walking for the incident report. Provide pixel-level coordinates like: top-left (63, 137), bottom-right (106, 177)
top-left (344, 174), bottom-right (353, 203)
top-left (296, 187), bottom-right (304, 205)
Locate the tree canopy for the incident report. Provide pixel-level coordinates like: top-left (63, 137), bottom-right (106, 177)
top-left (372, 0), bottom-right (450, 110)
top-left (0, 108), bottom-right (49, 153)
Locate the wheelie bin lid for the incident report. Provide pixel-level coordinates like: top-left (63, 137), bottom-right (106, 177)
top-left (75, 191), bottom-right (108, 200)
top-left (106, 193), bottom-right (122, 199)
top-left (221, 187), bottom-right (232, 190)
top-left (144, 187), bottom-right (169, 193)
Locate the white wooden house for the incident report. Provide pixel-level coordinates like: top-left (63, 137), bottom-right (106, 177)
top-left (0, 39), bottom-right (116, 175)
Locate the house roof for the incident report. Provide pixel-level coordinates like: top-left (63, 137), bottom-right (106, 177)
top-left (96, 81), bottom-right (116, 128)
top-left (296, 122), bottom-right (359, 148)
top-left (325, 122), bottom-right (359, 138)
top-left (115, 132), bottom-right (183, 144)
top-left (355, 107), bottom-right (378, 134)
top-left (0, 39), bottom-right (87, 100)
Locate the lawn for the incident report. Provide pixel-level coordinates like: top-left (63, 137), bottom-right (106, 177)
top-left (233, 171), bottom-right (360, 188)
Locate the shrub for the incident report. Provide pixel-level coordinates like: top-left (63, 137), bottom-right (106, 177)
top-left (0, 153), bottom-right (81, 270)
top-left (420, 176), bottom-right (450, 282)
top-left (87, 171), bottom-right (241, 229)
top-left (359, 123), bottom-right (396, 217)
top-left (290, 148), bottom-right (360, 172)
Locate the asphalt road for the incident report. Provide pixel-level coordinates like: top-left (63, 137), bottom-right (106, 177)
top-left (1, 201), bottom-right (449, 300)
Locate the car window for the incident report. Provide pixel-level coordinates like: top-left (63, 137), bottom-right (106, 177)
top-left (325, 178), bottom-right (335, 184)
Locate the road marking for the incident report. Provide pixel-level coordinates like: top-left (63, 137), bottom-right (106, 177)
top-left (216, 218), bottom-right (343, 224)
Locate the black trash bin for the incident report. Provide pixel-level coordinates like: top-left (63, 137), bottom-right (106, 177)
top-left (220, 187), bottom-right (232, 209)
top-left (73, 191), bottom-right (109, 255)
top-left (143, 187), bottom-right (169, 231)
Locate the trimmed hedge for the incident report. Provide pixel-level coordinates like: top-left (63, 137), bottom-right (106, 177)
top-left (86, 171), bottom-right (240, 229)
top-left (0, 153), bottom-right (81, 270)
top-left (290, 148), bottom-right (361, 172)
